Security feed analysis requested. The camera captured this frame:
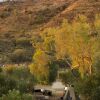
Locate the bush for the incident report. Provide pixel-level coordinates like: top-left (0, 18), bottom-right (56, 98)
top-left (92, 87), bottom-right (100, 100)
top-left (22, 93), bottom-right (34, 100)
top-left (2, 65), bottom-right (15, 74)
top-left (75, 74), bottom-right (100, 100)
top-left (0, 89), bottom-right (34, 100)
top-left (0, 66), bottom-right (35, 96)
top-left (10, 49), bottom-right (32, 63)
top-left (59, 70), bottom-right (78, 84)
top-left (12, 67), bottom-right (35, 82)
top-left (10, 67), bottom-right (35, 93)
top-left (17, 81), bottom-right (32, 93)
top-left (15, 38), bottom-right (32, 47)
top-left (0, 55), bottom-right (10, 64)
top-left (0, 74), bottom-right (16, 96)
top-left (0, 67), bottom-right (2, 73)
top-left (48, 61), bottom-right (58, 84)
top-left (34, 9), bottom-right (50, 24)
top-left (0, 12), bottom-right (10, 19)
top-left (74, 55), bottom-right (100, 99)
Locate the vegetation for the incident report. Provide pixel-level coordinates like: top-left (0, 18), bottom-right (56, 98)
top-left (0, 74), bottom-right (16, 96)
top-left (29, 14), bottom-right (100, 99)
top-left (0, 37), bottom-right (33, 64)
top-left (0, 0), bottom-right (99, 64)
top-left (0, 89), bottom-right (34, 100)
top-left (0, 0), bottom-right (100, 99)
top-left (32, 14), bottom-right (99, 77)
top-left (74, 54), bottom-right (100, 100)
top-left (0, 66), bottom-right (35, 97)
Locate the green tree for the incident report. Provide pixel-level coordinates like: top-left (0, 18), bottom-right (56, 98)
top-left (48, 61), bottom-right (58, 84)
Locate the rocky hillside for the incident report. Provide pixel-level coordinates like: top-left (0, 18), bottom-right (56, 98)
top-left (0, 0), bottom-right (100, 64)
top-left (0, 0), bottom-right (99, 37)
top-left (0, 0), bottom-right (76, 37)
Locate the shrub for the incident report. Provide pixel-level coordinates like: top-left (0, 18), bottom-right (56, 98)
top-left (74, 56), bottom-right (100, 100)
top-left (2, 65), bottom-right (15, 74)
top-left (0, 12), bottom-right (10, 19)
top-left (17, 81), bottom-right (30, 93)
top-left (0, 74), bottom-right (16, 96)
top-left (48, 61), bottom-right (58, 84)
top-left (15, 38), bottom-right (32, 47)
top-left (0, 67), bottom-right (2, 73)
top-left (12, 67), bottom-right (35, 83)
top-left (59, 70), bottom-right (78, 84)
top-left (22, 93), bottom-right (34, 100)
top-left (0, 89), bottom-right (34, 100)
top-left (0, 55), bottom-right (10, 64)
top-left (0, 66), bottom-right (35, 96)
top-left (10, 49), bottom-right (32, 63)
top-left (0, 89), bottom-right (21, 100)
top-left (10, 67), bottom-right (35, 93)
top-left (75, 74), bottom-right (100, 100)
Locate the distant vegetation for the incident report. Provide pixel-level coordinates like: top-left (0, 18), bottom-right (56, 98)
top-left (0, 0), bottom-right (100, 64)
top-left (0, 65), bottom-right (35, 97)
top-left (0, 14), bottom-right (100, 99)
top-left (0, 0), bottom-right (100, 99)
top-left (29, 14), bottom-right (100, 99)
top-left (0, 37), bottom-right (33, 64)
top-left (0, 89), bottom-right (34, 100)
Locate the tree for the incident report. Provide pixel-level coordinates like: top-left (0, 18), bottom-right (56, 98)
top-left (30, 29), bottom-right (58, 84)
top-left (0, 89), bottom-right (34, 100)
top-left (29, 49), bottom-right (49, 84)
top-left (48, 61), bottom-right (58, 84)
top-left (42, 15), bottom-right (99, 77)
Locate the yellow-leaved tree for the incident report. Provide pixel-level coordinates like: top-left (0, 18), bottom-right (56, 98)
top-left (29, 49), bottom-right (49, 84)
top-left (56, 15), bottom-right (99, 77)
top-left (43, 15), bottom-right (99, 77)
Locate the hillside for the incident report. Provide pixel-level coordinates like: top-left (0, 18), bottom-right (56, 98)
top-left (0, 0), bottom-right (76, 37)
top-left (0, 0), bottom-right (100, 64)
top-left (43, 0), bottom-right (100, 27)
top-left (0, 0), bottom-right (100, 36)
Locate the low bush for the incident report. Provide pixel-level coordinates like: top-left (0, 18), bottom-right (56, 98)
top-left (10, 49), bottom-right (32, 63)
top-left (0, 66), bottom-right (35, 96)
top-left (0, 74), bottom-right (16, 96)
top-left (2, 65), bottom-right (15, 74)
top-left (15, 38), bottom-right (32, 47)
top-left (0, 89), bottom-right (34, 100)
top-left (0, 67), bottom-right (2, 73)
top-left (17, 81), bottom-right (33, 93)
top-left (0, 12), bottom-right (10, 19)
top-left (59, 70), bottom-right (78, 84)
